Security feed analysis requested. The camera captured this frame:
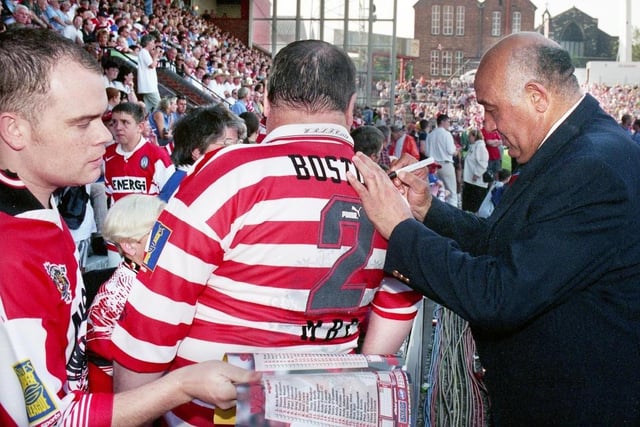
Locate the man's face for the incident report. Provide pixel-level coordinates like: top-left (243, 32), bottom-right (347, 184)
top-left (176, 99), bottom-right (187, 113)
top-left (22, 61), bottom-right (110, 194)
top-left (476, 72), bottom-right (540, 164)
top-left (111, 111), bottom-right (143, 149)
top-left (15, 9), bottom-right (30, 24)
top-left (105, 66), bottom-right (118, 81)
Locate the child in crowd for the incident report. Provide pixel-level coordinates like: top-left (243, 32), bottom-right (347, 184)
top-left (477, 168), bottom-right (512, 218)
top-left (428, 161), bottom-right (448, 202)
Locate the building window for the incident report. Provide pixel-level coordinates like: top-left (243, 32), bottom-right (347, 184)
top-left (431, 5), bottom-right (440, 35)
top-left (456, 6), bottom-right (465, 36)
top-left (455, 50), bottom-right (464, 74)
top-left (443, 5), bottom-right (453, 36)
top-left (430, 50), bottom-right (440, 76)
top-left (491, 11), bottom-right (501, 36)
top-left (512, 11), bottom-right (521, 33)
top-left (442, 50), bottom-right (453, 76)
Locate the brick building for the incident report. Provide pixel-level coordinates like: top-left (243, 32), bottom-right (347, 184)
top-left (412, 0), bottom-right (536, 79)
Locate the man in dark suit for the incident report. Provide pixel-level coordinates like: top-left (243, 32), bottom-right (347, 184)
top-left (348, 32), bottom-right (640, 425)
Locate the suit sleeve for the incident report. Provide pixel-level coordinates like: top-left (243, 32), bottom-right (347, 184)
top-left (384, 156), bottom-right (633, 332)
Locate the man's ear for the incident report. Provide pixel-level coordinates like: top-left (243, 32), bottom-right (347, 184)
top-left (0, 112), bottom-right (29, 151)
top-left (345, 93), bottom-right (357, 128)
top-left (262, 89), bottom-right (270, 119)
top-left (525, 81), bottom-right (549, 113)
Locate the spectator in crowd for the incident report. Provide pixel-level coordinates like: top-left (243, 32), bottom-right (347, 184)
top-left (230, 86), bottom-right (251, 115)
top-left (376, 124), bottom-right (392, 171)
top-left (95, 27), bottom-right (110, 50)
top-left (111, 39), bottom-right (421, 426)
top-left (113, 65), bottom-right (141, 105)
top-left (101, 59), bottom-right (119, 88)
top-left (87, 194), bottom-right (166, 392)
top-left (44, 0), bottom-right (69, 33)
top-left (351, 125), bottom-right (384, 163)
top-left (103, 102), bottom-right (174, 203)
top-left (149, 95), bottom-right (177, 147)
top-left (481, 122), bottom-right (503, 180)
top-left (159, 104), bottom-right (246, 201)
top-left (173, 94), bottom-right (188, 122)
top-left (620, 113), bottom-right (633, 134)
top-left (461, 127), bottom-right (489, 212)
top-left (425, 113), bottom-right (459, 207)
top-left (105, 86), bottom-right (122, 110)
top-left (348, 31), bottom-right (640, 426)
top-left (417, 118), bottom-right (429, 160)
top-left (81, 17), bottom-right (96, 43)
top-left (32, 0), bottom-right (53, 29)
top-left (137, 33), bottom-right (161, 113)
top-left (388, 124), bottom-right (419, 160)
top-left (632, 118), bottom-right (640, 145)
top-left (62, 13), bottom-right (83, 44)
top-left (477, 167), bottom-right (511, 218)
top-left (239, 110), bottom-right (259, 144)
top-left (8, 4), bottom-right (41, 28)
top-left (0, 27), bottom-right (259, 427)
top-left (159, 45), bottom-right (179, 72)
top-left (209, 68), bottom-right (228, 100)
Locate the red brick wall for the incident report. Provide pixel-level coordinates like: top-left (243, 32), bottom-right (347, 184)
top-left (413, 0), bottom-right (536, 79)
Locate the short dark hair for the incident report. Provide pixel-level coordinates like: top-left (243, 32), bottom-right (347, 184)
top-left (140, 34), bottom-right (156, 47)
top-left (351, 126), bottom-right (384, 158)
top-left (267, 39), bottom-right (356, 114)
top-left (436, 114), bottom-right (449, 125)
top-left (239, 111), bottom-right (259, 138)
top-left (0, 28), bottom-right (102, 122)
top-left (376, 125), bottom-right (390, 141)
top-left (171, 104), bottom-right (245, 167)
top-left (102, 59), bottom-right (119, 70)
top-left (112, 102), bottom-right (146, 123)
top-left (116, 65), bottom-right (134, 82)
top-left (497, 168), bottom-right (512, 182)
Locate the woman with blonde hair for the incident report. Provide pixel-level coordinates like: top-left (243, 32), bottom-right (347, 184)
top-left (86, 194), bottom-right (166, 393)
top-left (149, 95), bottom-right (177, 146)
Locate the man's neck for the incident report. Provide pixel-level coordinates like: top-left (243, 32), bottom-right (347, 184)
top-left (119, 135), bottom-right (143, 153)
top-left (266, 109), bottom-right (349, 134)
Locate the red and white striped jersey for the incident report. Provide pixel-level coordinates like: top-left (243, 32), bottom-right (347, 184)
top-left (111, 124), bottom-right (421, 426)
top-left (0, 170), bottom-right (113, 427)
top-left (86, 261), bottom-right (138, 393)
top-left (103, 137), bottom-right (174, 202)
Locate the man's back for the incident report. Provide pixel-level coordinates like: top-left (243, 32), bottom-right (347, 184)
top-left (111, 124), bottom-right (420, 424)
top-left (426, 126), bottom-right (455, 162)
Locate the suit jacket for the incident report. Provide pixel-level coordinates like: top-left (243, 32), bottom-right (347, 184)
top-left (385, 94), bottom-right (640, 425)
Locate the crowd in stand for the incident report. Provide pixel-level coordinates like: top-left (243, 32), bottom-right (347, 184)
top-left (2, 0), bottom-right (640, 260)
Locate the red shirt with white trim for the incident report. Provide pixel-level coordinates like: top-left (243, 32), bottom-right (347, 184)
top-left (0, 170), bottom-right (113, 427)
top-left (103, 137), bottom-right (174, 202)
top-left (111, 123), bottom-right (421, 426)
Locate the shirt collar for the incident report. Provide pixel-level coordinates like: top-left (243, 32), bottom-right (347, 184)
top-left (537, 94), bottom-right (585, 150)
top-left (263, 123), bottom-right (353, 147)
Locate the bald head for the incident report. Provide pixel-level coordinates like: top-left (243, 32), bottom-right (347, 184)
top-left (474, 32), bottom-right (582, 164)
top-left (477, 32), bottom-right (580, 103)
